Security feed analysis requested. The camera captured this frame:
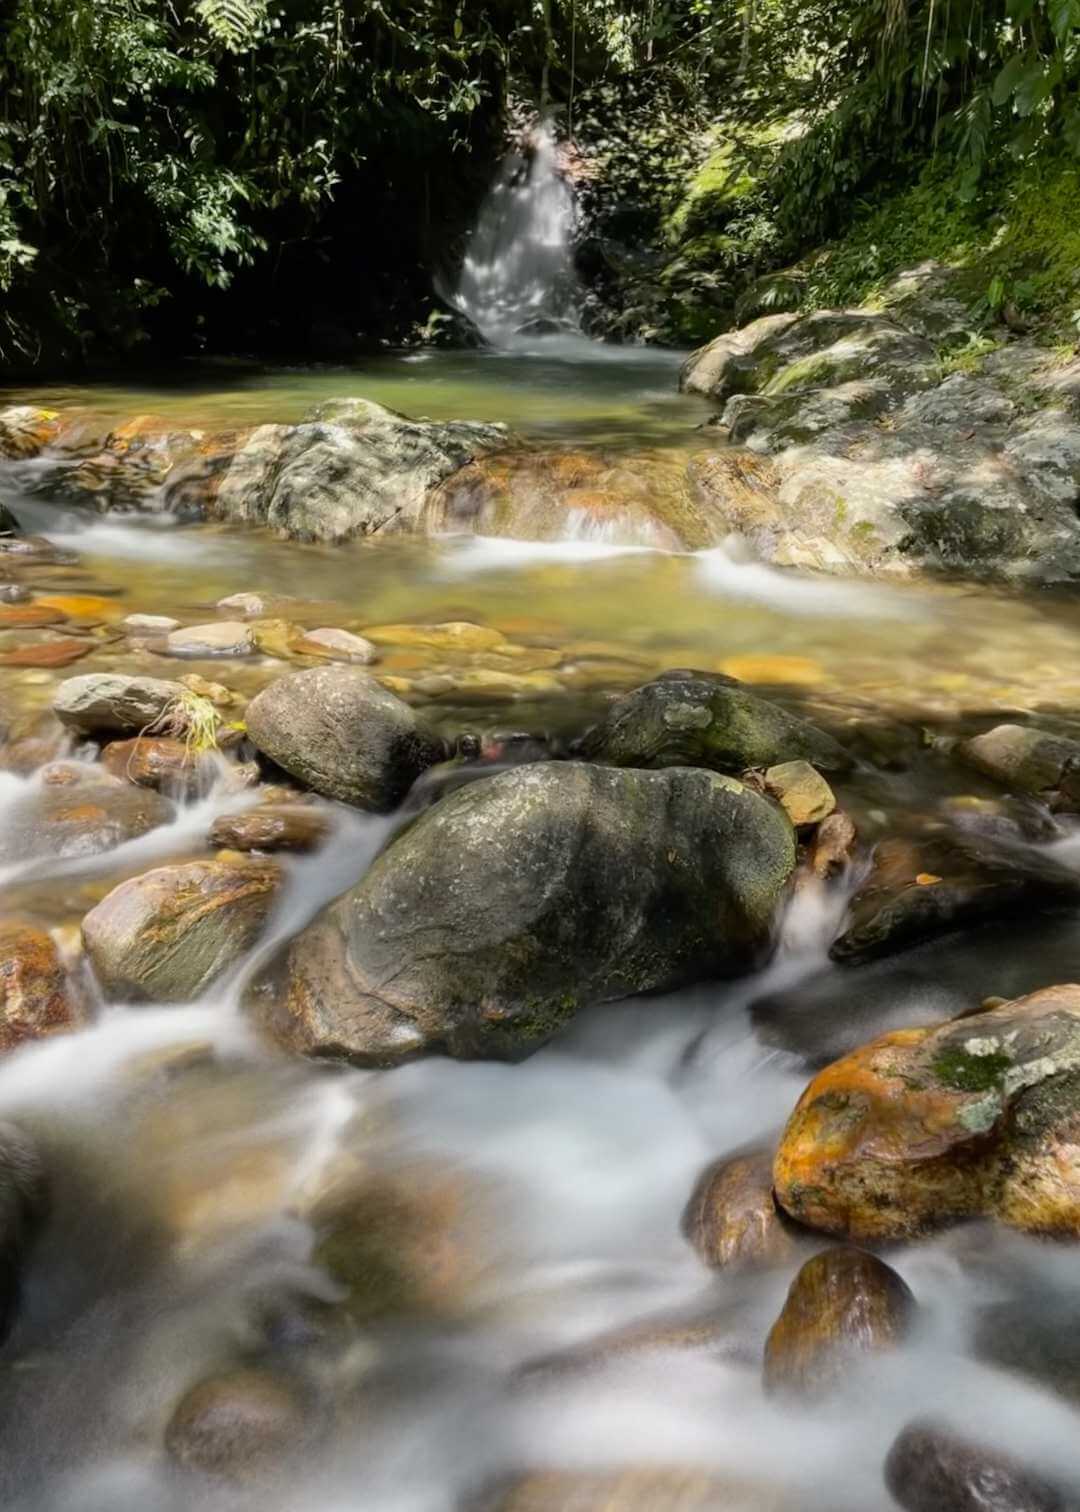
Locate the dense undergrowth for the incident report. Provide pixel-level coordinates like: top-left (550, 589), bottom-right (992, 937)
top-left (2, 0), bottom-right (1079, 368)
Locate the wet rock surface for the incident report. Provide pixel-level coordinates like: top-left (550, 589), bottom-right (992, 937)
top-left (245, 665), bottom-right (445, 809)
top-left (208, 802), bottom-right (331, 853)
top-left (83, 857), bottom-right (280, 1002)
top-left (0, 763), bottom-right (173, 863)
top-left (164, 1367), bottom-right (311, 1481)
top-left (0, 922), bottom-right (86, 1051)
top-left (52, 673), bottom-right (185, 736)
top-left (681, 1147), bottom-right (797, 1272)
top-left (100, 735), bottom-right (216, 798)
top-left (255, 761), bottom-right (796, 1063)
top-left (773, 983), bottom-right (1080, 1238)
top-left (884, 1421), bottom-right (1066, 1512)
top-left (762, 1247), bottom-right (915, 1395)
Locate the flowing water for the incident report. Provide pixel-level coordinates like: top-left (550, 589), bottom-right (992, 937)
top-left (2, 343), bottom-right (1080, 1510)
top-left (449, 121), bottom-right (583, 349)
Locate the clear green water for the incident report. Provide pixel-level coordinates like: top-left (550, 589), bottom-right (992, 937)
top-left (4, 346), bottom-right (707, 447)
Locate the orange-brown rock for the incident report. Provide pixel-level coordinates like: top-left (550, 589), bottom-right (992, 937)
top-left (0, 639), bottom-right (92, 668)
top-left (0, 922), bottom-right (86, 1051)
top-left (0, 763), bottom-right (172, 863)
top-left (762, 1247), bottom-right (915, 1395)
top-left (0, 604), bottom-right (67, 629)
top-left (773, 984), bottom-right (1080, 1239)
top-left (426, 447), bottom-right (719, 550)
top-left (806, 811), bottom-right (858, 881)
top-left (164, 1367), bottom-right (309, 1482)
top-left (101, 736), bottom-right (213, 798)
top-left (681, 1147), bottom-right (796, 1272)
top-left (209, 804), bottom-right (330, 854)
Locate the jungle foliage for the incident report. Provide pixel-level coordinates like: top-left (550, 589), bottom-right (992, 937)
top-left (0, 0), bottom-right (1078, 367)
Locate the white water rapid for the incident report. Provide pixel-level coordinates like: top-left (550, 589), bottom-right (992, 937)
top-left (452, 121), bottom-right (582, 349)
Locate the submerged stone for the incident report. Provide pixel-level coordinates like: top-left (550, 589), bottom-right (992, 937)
top-left (884, 1420), bottom-right (1065, 1512)
top-left (581, 673), bottom-right (852, 774)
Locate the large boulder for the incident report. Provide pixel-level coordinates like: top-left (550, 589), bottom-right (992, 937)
top-left (678, 286), bottom-right (1080, 583)
top-left (82, 858), bottom-right (280, 1002)
top-left (0, 763), bottom-right (173, 864)
top-left (212, 398), bottom-right (508, 542)
top-left (680, 310), bottom-right (936, 404)
top-left (580, 673), bottom-right (852, 775)
top-left (773, 984), bottom-right (1080, 1239)
top-left (244, 666), bottom-right (445, 809)
top-left (53, 673), bottom-right (185, 737)
top-left (254, 762), bottom-right (796, 1063)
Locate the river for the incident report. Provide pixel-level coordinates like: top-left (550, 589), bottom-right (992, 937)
top-left (0, 346), bottom-right (1079, 1510)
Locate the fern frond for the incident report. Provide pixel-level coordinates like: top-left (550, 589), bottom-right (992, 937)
top-left (193, 0), bottom-right (267, 53)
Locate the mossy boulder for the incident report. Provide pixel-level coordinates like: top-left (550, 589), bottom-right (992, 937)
top-left (253, 762), bottom-right (796, 1064)
top-left (580, 673), bottom-right (852, 775)
top-left (958, 724), bottom-right (1080, 799)
top-left (681, 309), bottom-right (936, 405)
top-left (773, 984), bottom-right (1080, 1240)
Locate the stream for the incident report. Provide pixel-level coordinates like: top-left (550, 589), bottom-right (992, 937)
top-left (2, 343), bottom-right (1080, 1511)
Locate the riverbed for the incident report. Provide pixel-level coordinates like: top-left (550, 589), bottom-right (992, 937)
top-left (1, 347), bottom-right (1080, 1511)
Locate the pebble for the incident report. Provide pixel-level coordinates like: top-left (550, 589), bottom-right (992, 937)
top-left (122, 613), bottom-right (181, 634)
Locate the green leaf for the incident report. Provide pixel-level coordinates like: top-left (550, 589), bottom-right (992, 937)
top-left (992, 51), bottom-right (1032, 106)
top-left (1048, 0), bottom-right (1080, 41)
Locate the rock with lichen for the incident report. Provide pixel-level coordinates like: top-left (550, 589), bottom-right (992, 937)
top-left (773, 983), bottom-right (1080, 1239)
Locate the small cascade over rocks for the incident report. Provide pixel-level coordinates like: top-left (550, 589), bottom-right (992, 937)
top-left (452, 119), bottom-right (583, 348)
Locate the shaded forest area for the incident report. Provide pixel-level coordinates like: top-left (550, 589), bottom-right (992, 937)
top-left (1, 0), bottom-right (1079, 371)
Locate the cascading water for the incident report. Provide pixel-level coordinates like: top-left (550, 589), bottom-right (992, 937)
top-left (452, 120), bottom-right (583, 348)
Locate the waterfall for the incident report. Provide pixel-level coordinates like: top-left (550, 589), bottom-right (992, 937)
top-left (452, 121), bottom-right (582, 348)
